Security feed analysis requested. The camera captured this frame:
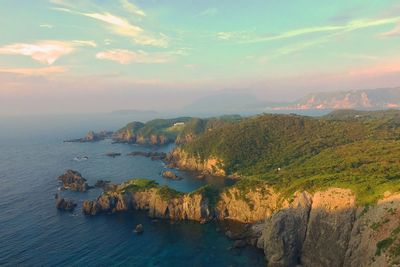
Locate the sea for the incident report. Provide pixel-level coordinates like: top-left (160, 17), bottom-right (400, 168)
top-left (0, 114), bottom-right (265, 267)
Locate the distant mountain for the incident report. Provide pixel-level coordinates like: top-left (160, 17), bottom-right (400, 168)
top-left (271, 87), bottom-right (400, 110)
top-left (183, 92), bottom-right (280, 115)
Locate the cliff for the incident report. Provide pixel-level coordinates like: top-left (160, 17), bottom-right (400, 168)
top-left (256, 188), bottom-right (400, 267)
top-left (83, 179), bottom-right (213, 222)
top-left (166, 148), bottom-right (226, 176)
top-left (83, 179), bottom-right (400, 266)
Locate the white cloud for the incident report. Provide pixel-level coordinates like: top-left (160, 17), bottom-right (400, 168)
top-left (52, 6), bottom-right (168, 47)
top-left (96, 49), bottom-right (171, 64)
top-left (83, 12), bottom-right (143, 36)
top-left (0, 40), bottom-right (96, 65)
top-left (72, 40), bottom-right (97, 47)
top-left (121, 0), bottom-right (146, 17)
top-left (0, 66), bottom-right (66, 76)
top-left (218, 16), bottom-right (400, 43)
top-left (81, 12), bottom-right (168, 47)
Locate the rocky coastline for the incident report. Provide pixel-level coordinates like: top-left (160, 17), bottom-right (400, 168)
top-left (80, 178), bottom-right (400, 266)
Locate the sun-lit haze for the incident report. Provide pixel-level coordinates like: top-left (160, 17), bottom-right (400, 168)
top-left (1, 0), bottom-right (400, 115)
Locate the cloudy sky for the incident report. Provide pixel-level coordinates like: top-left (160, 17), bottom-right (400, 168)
top-left (1, 0), bottom-right (400, 115)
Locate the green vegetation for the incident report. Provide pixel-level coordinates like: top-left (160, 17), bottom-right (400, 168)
top-left (190, 185), bottom-right (221, 207)
top-left (119, 179), bottom-right (158, 193)
top-left (371, 218), bottom-right (390, 231)
top-left (157, 185), bottom-right (184, 201)
top-left (376, 237), bottom-right (394, 256)
top-left (114, 115), bottom-right (241, 143)
top-left (180, 110), bottom-right (400, 204)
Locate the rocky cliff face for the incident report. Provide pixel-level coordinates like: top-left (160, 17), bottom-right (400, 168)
top-left (215, 186), bottom-right (281, 223)
top-left (112, 131), bottom-right (171, 145)
top-left (167, 149), bottom-right (226, 176)
top-left (82, 179), bottom-right (400, 266)
top-left (83, 186), bottom-right (213, 222)
top-left (256, 188), bottom-right (400, 267)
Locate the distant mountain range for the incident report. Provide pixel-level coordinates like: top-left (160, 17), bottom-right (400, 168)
top-left (112, 88), bottom-right (400, 117)
top-left (271, 87), bottom-right (400, 110)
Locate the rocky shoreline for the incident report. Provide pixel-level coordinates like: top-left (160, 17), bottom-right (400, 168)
top-left (79, 178), bottom-right (400, 266)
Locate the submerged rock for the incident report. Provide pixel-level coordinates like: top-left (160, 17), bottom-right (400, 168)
top-left (55, 196), bottom-right (76, 211)
top-left (58, 170), bottom-right (90, 192)
top-left (232, 240), bottom-right (247, 249)
top-left (105, 152), bottom-right (121, 158)
top-left (134, 224), bottom-right (144, 234)
top-left (127, 151), bottom-right (167, 160)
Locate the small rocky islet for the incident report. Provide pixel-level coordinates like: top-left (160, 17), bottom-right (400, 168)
top-left (57, 169), bottom-right (91, 192)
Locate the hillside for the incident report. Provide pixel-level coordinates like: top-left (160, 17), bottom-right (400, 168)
top-left (172, 110), bottom-right (400, 203)
top-left (113, 115), bottom-right (241, 145)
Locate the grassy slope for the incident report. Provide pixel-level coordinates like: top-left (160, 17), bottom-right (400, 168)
top-left (181, 111), bottom-right (400, 204)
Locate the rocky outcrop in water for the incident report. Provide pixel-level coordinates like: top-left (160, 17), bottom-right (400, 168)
top-left (65, 131), bottom-right (113, 142)
top-left (55, 195), bottom-right (77, 211)
top-left (127, 151), bottom-right (167, 160)
top-left (58, 170), bottom-right (90, 192)
top-left (161, 171), bottom-right (181, 180)
top-left (106, 152), bottom-right (121, 158)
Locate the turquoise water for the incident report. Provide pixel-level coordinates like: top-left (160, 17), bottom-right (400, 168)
top-left (0, 115), bottom-right (265, 266)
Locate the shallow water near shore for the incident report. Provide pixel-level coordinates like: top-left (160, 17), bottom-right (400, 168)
top-left (0, 116), bottom-right (265, 266)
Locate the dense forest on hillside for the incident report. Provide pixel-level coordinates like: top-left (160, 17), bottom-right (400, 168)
top-left (180, 110), bottom-right (400, 203)
top-left (113, 115), bottom-right (242, 144)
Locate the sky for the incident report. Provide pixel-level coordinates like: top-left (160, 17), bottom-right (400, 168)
top-left (1, 0), bottom-right (400, 115)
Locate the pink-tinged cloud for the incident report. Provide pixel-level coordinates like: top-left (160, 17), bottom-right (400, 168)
top-left (380, 24), bottom-right (400, 37)
top-left (96, 49), bottom-right (170, 64)
top-left (0, 66), bottom-right (66, 76)
top-left (0, 40), bottom-right (96, 65)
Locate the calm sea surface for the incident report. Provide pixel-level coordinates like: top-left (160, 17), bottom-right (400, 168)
top-left (0, 114), bottom-right (265, 266)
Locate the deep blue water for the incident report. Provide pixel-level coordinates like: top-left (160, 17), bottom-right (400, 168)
top-left (0, 115), bottom-right (265, 266)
